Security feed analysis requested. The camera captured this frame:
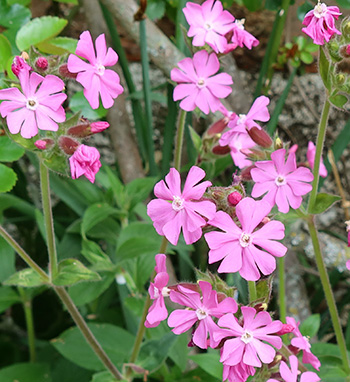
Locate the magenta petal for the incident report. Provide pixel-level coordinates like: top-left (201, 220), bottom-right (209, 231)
top-left (243, 342), bottom-right (261, 367)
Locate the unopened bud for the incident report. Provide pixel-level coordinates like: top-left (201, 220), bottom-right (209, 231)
top-left (212, 144), bottom-right (230, 155)
top-left (340, 45), bottom-right (350, 58)
top-left (59, 63), bottom-right (77, 79)
top-left (335, 73), bottom-right (346, 86)
top-left (274, 137), bottom-right (283, 150)
top-left (241, 147), bottom-right (265, 160)
top-left (58, 136), bottom-right (80, 155)
top-left (268, 354), bottom-right (283, 368)
top-left (240, 165), bottom-right (254, 181)
top-left (206, 118), bottom-right (228, 136)
top-left (21, 51), bottom-right (29, 60)
top-left (227, 191), bottom-right (242, 206)
top-left (34, 139), bottom-right (54, 150)
top-left (248, 126), bottom-right (273, 148)
top-left (90, 121), bottom-right (109, 133)
top-left (254, 303), bottom-right (268, 312)
top-left (67, 120), bottom-right (91, 138)
top-left (289, 144), bottom-right (298, 154)
top-left (276, 324), bottom-right (294, 336)
top-left (36, 57), bottom-right (48, 71)
top-left (337, 59), bottom-right (350, 74)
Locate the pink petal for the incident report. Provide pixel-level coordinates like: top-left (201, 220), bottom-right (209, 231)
top-left (76, 30), bottom-right (96, 64)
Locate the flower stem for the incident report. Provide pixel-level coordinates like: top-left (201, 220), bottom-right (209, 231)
top-left (39, 161), bottom-right (58, 280)
top-left (174, 109), bottom-right (187, 171)
top-left (54, 286), bottom-right (125, 380)
top-left (307, 218), bottom-right (350, 374)
top-left (0, 225), bottom-right (49, 282)
top-left (278, 257), bottom-right (286, 323)
top-left (248, 281), bottom-right (257, 302)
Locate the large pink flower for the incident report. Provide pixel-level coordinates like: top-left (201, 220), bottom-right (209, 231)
top-left (302, 2), bottom-right (341, 45)
top-left (168, 280), bottom-right (237, 349)
top-left (307, 141), bottom-right (327, 178)
top-left (67, 31), bottom-right (123, 109)
top-left (147, 166), bottom-right (216, 245)
top-left (204, 197), bottom-right (287, 281)
top-left (0, 71), bottom-right (66, 139)
top-left (69, 144), bottom-right (101, 183)
top-left (171, 50), bottom-right (233, 114)
top-left (268, 355), bottom-right (320, 382)
top-left (183, 0), bottom-right (235, 53)
top-left (145, 254), bottom-right (170, 328)
top-left (251, 148), bottom-right (314, 213)
top-left (216, 307), bottom-right (283, 368)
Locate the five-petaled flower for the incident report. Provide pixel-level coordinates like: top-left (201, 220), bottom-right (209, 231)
top-left (67, 31), bottom-right (124, 109)
top-left (69, 144), bottom-right (102, 183)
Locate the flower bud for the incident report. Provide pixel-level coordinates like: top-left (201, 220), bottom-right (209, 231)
top-left (68, 120), bottom-right (110, 138)
top-left (276, 324), bottom-right (294, 336)
top-left (340, 45), bottom-right (350, 58)
top-left (36, 57), bottom-right (48, 71)
top-left (59, 63), bottom-right (77, 79)
top-left (240, 165), bottom-right (254, 181)
top-left (227, 191), bottom-right (242, 206)
top-left (268, 354), bottom-right (283, 368)
top-left (90, 121), bottom-right (109, 133)
top-left (212, 144), bottom-right (230, 155)
top-left (342, 21), bottom-right (350, 37)
top-left (206, 118), bottom-right (229, 136)
top-left (248, 126), bottom-right (273, 148)
top-left (274, 137), bottom-right (283, 150)
top-left (11, 56), bottom-right (32, 77)
top-left (337, 59), bottom-right (350, 74)
top-left (335, 73), bottom-right (346, 86)
top-left (34, 139), bottom-right (54, 150)
top-left (58, 136), bottom-right (80, 155)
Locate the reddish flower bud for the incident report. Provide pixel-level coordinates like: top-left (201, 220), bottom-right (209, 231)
top-left (227, 191), bottom-right (242, 206)
top-left (90, 121), bottom-right (109, 133)
top-left (276, 324), bottom-right (295, 336)
top-left (212, 144), bottom-right (230, 155)
top-left (34, 139), bottom-right (54, 150)
top-left (248, 126), bottom-right (273, 148)
top-left (240, 165), bottom-right (255, 181)
top-left (67, 120), bottom-right (91, 138)
top-left (206, 118), bottom-right (229, 136)
top-left (36, 57), bottom-right (48, 71)
top-left (59, 63), bottom-right (77, 79)
top-left (58, 136), bottom-right (80, 155)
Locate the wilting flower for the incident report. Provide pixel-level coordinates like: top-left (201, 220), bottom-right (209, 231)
top-left (67, 31), bottom-right (123, 109)
top-left (183, 0), bottom-right (235, 53)
top-left (147, 166), bottom-right (216, 245)
top-left (302, 2), bottom-right (341, 45)
top-left (145, 254), bottom-right (170, 328)
top-left (229, 19), bottom-right (259, 50)
top-left (307, 141), bottom-right (327, 178)
top-left (168, 280), bottom-right (237, 349)
top-left (0, 71), bottom-right (66, 139)
top-left (171, 50), bottom-right (233, 114)
top-left (69, 144), bottom-right (101, 183)
top-left (251, 148), bottom-right (314, 213)
top-left (205, 197), bottom-right (287, 281)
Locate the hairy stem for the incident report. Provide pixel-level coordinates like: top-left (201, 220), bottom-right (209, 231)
top-left (174, 109), bottom-right (187, 171)
top-left (248, 280), bottom-right (257, 302)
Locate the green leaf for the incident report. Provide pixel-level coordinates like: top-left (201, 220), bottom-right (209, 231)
top-left (36, 36), bottom-right (78, 54)
top-left (146, 0), bottom-right (166, 20)
top-left (188, 125), bottom-right (202, 152)
top-left (0, 235), bottom-right (15, 282)
top-left (82, 203), bottom-right (121, 236)
top-left (168, 333), bottom-right (189, 372)
top-left (0, 362), bottom-right (51, 382)
top-left (300, 51), bottom-right (314, 64)
top-left (16, 16), bottom-right (67, 51)
top-left (81, 239), bottom-right (112, 268)
top-left (51, 323), bottom-right (135, 371)
top-left (189, 352), bottom-right (223, 380)
top-left (0, 164), bottom-right (17, 193)
top-left (0, 35), bottom-right (12, 72)
top-left (309, 193), bottom-right (341, 214)
top-left (319, 46), bottom-right (331, 91)
top-left (297, 1), bottom-right (313, 21)
top-left (0, 286), bottom-right (21, 313)
top-left (329, 94), bottom-right (348, 109)
top-left (0, 135), bottom-right (25, 161)
top-left (6, 0), bottom-right (31, 6)
top-left (53, 259), bottom-right (101, 286)
top-left (336, 0), bottom-right (350, 9)
top-left (0, 1), bottom-right (31, 30)
top-left (124, 177), bottom-right (157, 211)
top-left (69, 91), bottom-right (108, 120)
top-left (256, 275), bottom-right (273, 304)
top-left (300, 314), bottom-right (321, 338)
top-left (91, 371), bottom-right (125, 382)
top-left (4, 268), bottom-right (46, 287)
top-left (242, 0), bottom-right (262, 11)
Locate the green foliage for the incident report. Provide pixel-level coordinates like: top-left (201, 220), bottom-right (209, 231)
top-left (4, 268), bottom-right (46, 287)
top-left (309, 193), bottom-right (341, 214)
top-left (0, 286), bottom-right (20, 313)
top-left (146, 0), bottom-right (166, 20)
top-left (0, 236), bottom-right (15, 282)
top-left (189, 352), bottom-right (223, 380)
top-left (0, 363), bottom-right (51, 382)
top-left (53, 259), bottom-right (101, 286)
top-left (300, 314), bottom-right (321, 338)
top-left (0, 35), bottom-right (12, 72)
top-left (329, 94), bottom-right (348, 109)
top-left (69, 91), bottom-right (108, 120)
top-left (36, 37), bottom-right (78, 55)
top-left (91, 371), bottom-right (123, 382)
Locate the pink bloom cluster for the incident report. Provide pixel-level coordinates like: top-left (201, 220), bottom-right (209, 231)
top-left (302, 2), bottom-right (341, 45)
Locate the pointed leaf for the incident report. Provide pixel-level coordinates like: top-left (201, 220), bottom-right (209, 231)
top-left (53, 259), bottom-right (101, 286)
top-left (0, 362), bottom-right (51, 382)
top-left (189, 353), bottom-right (223, 380)
top-left (0, 135), bottom-right (25, 162)
top-left (300, 314), bottom-right (321, 338)
top-left (4, 268), bottom-right (46, 287)
top-left (319, 46), bottom-right (331, 91)
top-left (329, 94), bottom-right (348, 109)
top-left (309, 193), bottom-right (341, 214)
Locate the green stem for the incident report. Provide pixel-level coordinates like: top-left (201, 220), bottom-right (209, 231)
top-left (307, 98), bottom-right (331, 212)
top-left (54, 286), bottom-right (124, 380)
top-left (18, 287), bottom-right (36, 362)
top-left (278, 257), bottom-right (286, 323)
top-left (248, 281), bottom-right (257, 302)
top-left (39, 161), bottom-right (58, 280)
top-left (174, 109), bottom-right (187, 171)
top-left (307, 218), bottom-right (350, 374)
top-left (0, 226), bottom-right (49, 282)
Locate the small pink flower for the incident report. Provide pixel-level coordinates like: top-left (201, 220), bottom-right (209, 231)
top-left (251, 148), bottom-right (314, 213)
top-left (286, 316), bottom-right (321, 371)
top-left (171, 50), bottom-right (233, 114)
top-left (217, 307), bottom-right (283, 368)
top-left (69, 144), bottom-right (101, 183)
top-left (222, 362), bottom-right (255, 382)
top-left (307, 141), bottom-right (327, 178)
top-left (229, 19), bottom-right (259, 50)
top-left (67, 31), bottom-right (123, 109)
top-left (147, 166), bottom-right (216, 245)
top-left (145, 254), bottom-right (170, 328)
top-left (183, 0), bottom-right (235, 53)
top-left (228, 132), bottom-right (255, 169)
top-left (168, 280), bottom-right (237, 349)
top-left (205, 197), bottom-right (287, 281)
top-left (302, 2), bottom-right (341, 45)
top-left (346, 260), bottom-right (350, 270)
top-left (0, 71), bottom-right (66, 139)
top-left (11, 56), bottom-right (32, 78)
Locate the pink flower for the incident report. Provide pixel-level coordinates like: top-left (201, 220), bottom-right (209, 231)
top-left (217, 307), bottom-right (283, 367)
top-left (251, 149), bottom-right (314, 213)
top-left (69, 144), bottom-right (101, 183)
top-left (268, 355), bottom-right (320, 382)
top-left (168, 280), bottom-right (237, 349)
top-left (204, 197), bottom-right (287, 281)
top-left (228, 19), bottom-right (259, 50)
top-left (0, 71), bottom-right (66, 139)
top-left (286, 317), bottom-right (321, 371)
top-left (147, 166), bottom-right (216, 245)
top-left (222, 362), bottom-right (255, 382)
top-left (145, 254), bottom-right (170, 328)
top-left (67, 31), bottom-right (123, 109)
top-left (302, 2), bottom-right (341, 45)
top-left (228, 132), bottom-right (255, 169)
top-left (171, 50), bottom-right (233, 114)
top-left (11, 56), bottom-right (32, 78)
top-left (183, 0), bottom-right (235, 53)
top-left (219, 96), bottom-right (270, 146)
top-left (307, 141), bottom-right (327, 178)
top-left (346, 260), bottom-right (350, 270)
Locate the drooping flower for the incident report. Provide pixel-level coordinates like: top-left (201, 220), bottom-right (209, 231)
top-left (251, 148), bottom-right (314, 213)
top-left (69, 144), bottom-right (102, 183)
top-left (286, 316), bottom-right (321, 371)
top-left (168, 280), bottom-right (237, 349)
top-left (171, 50), bottom-right (233, 114)
top-left (67, 31), bottom-right (124, 109)
top-left (147, 166), bottom-right (216, 245)
top-left (183, 0), bottom-right (235, 53)
top-left (222, 362), bottom-right (256, 382)
top-left (0, 71), bottom-right (66, 139)
top-left (307, 141), bottom-right (327, 178)
top-left (204, 197), bottom-right (287, 281)
top-left (228, 19), bottom-right (259, 50)
top-left (145, 254), bottom-right (170, 328)
top-left (217, 307), bottom-right (283, 368)
top-left (267, 355), bottom-right (320, 382)
top-left (302, 2), bottom-right (341, 45)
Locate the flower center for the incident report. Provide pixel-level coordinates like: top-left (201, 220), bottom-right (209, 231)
top-left (205, 23), bottom-right (212, 30)
top-left (197, 78), bottom-right (206, 88)
top-left (237, 114), bottom-right (247, 125)
top-left (162, 286), bottom-right (170, 297)
top-left (153, 286), bottom-right (160, 299)
top-left (241, 330), bottom-right (253, 344)
top-left (239, 232), bottom-right (251, 248)
top-left (275, 175), bottom-right (287, 187)
top-left (236, 19), bottom-right (245, 30)
top-left (172, 196), bottom-right (185, 211)
top-left (95, 62), bottom-right (105, 76)
top-left (314, 2), bottom-right (327, 18)
top-left (26, 99), bottom-right (37, 111)
top-left (196, 307), bottom-right (208, 320)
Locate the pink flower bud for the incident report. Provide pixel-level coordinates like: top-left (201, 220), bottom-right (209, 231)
top-left (34, 139), bottom-right (54, 150)
top-left (90, 121), bottom-right (109, 133)
top-left (69, 144), bottom-right (101, 183)
top-left (59, 63), bottom-right (77, 79)
top-left (58, 136), bottom-right (80, 155)
top-left (67, 121), bottom-right (91, 138)
top-left (206, 118), bottom-right (228, 136)
top-left (227, 191), bottom-right (242, 206)
top-left (36, 57), bottom-right (48, 71)
top-left (276, 324), bottom-right (294, 336)
top-left (248, 126), bottom-right (273, 148)
top-left (11, 56), bottom-right (32, 77)
top-left (289, 144), bottom-right (298, 154)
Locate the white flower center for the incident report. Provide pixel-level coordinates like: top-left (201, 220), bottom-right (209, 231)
top-left (196, 307), bottom-right (208, 320)
top-left (95, 62), bottom-right (105, 76)
top-left (153, 286), bottom-right (160, 299)
top-left (197, 78), bottom-right (206, 88)
top-left (237, 114), bottom-right (247, 125)
top-left (172, 195), bottom-right (185, 211)
top-left (205, 23), bottom-right (212, 30)
top-left (275, 175), bottom-right (287, 187)
top-left (26, 99), bottom-right (38, 111)
top-left (236, 19), bottom-right (245, 30)
top-left (239, 232), bottom-right (251, 248)
top-left (162, 286), bottom-right (170, 297)
top-left (241, 330), bottom-right (253, 344)
top-left (314, 2), bottom-right (327, 18)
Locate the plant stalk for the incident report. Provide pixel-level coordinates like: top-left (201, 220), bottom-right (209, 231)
top-left (248, 280), bottom-right (257, 302)
top-left (174, 109), bottom-right (187, 171)
top-left (278, 257), bottom-right (286, 323)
